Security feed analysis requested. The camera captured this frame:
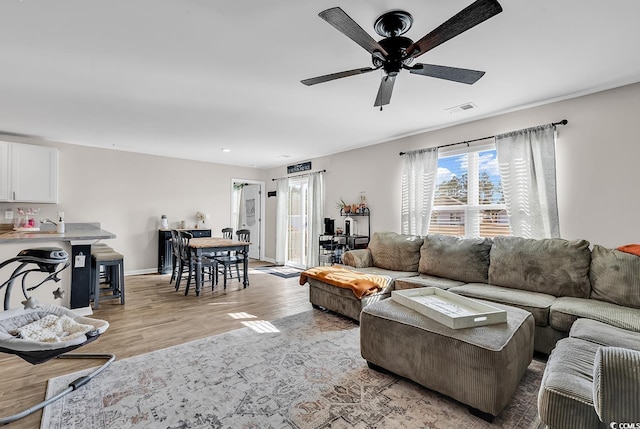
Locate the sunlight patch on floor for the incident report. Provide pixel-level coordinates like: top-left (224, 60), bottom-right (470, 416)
top-left (228, 312), bottom-right (257, 319)
top-left (241, 320), bottom-right (280, 333)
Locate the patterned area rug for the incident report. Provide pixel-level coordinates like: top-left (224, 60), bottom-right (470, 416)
top-left (42, 310), bottom-right (544, 429)
top-left (251, 265), bottom-right (303, 278)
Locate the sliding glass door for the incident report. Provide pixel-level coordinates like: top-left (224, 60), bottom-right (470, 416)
top-left (286, 177), bottom-right (308, 268)
top-left (275, 171), bottom-right (324, 268)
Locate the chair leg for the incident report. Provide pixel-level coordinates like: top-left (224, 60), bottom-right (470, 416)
top-left (223, 265), bottom-right (228, 290)
top-left (184, 267), bottom-right (190, 296)
top-left (118, 262), bottom-right (125, 305)
top-left (175, 263), bottom-right (183, 291)
top-left (184, 260), bottom-right (194, 296)
top-left (235, 263), bottom-right (240, 282)
top-left (169, 255), bottom-right (177, 284)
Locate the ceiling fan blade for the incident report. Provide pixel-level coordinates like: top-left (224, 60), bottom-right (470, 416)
top-left (301, 67), bottom-right (378, 86)
top-left (409, 63), bottom-right (485, 84)
top-left (406, 0), bottom-right (503, 59)
top-left (319, 7), bottom-right (389, 57)
top-left (374, 75), bottom-right (396, 107)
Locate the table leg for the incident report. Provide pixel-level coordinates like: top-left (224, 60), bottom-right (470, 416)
top-left (243, 245), bottom-right (249, 288)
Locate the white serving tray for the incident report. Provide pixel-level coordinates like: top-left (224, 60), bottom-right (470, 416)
top-left (391, 287), bottom-right (507, 329)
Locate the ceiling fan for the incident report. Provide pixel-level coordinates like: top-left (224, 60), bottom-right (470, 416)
top-left (301, 0), bottom-right (503, 108)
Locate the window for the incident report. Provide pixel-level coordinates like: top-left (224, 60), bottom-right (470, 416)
top-left (429, 144), bottom-right (511, 238)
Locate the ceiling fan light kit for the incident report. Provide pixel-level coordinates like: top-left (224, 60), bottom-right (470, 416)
top-left (301, 0), bottom-right (503, 108)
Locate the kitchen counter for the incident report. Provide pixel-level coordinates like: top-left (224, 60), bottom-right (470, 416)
top-left (0, 222), bottom-right (115, 243)
top-left (0, 223), bottom-right (116, 310)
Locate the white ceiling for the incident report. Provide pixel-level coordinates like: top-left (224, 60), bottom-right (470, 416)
top-left (1, 1), bottom-right (640, 169)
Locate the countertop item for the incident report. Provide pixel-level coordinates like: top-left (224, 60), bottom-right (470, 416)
top-left (0, 223), bottom-right (115, 243)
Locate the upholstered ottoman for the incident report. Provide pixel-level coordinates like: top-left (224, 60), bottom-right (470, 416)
top-left (360, 298), bottom-right (535, 418)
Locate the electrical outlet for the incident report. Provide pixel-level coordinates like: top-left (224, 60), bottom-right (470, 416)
top-left (4, 210), bottom-right (13, 220)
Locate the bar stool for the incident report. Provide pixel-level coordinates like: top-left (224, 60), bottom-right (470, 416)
top-left (91, 244), bottom-right (115, 285)
top-left (91, 250), bottom-right (125, 309)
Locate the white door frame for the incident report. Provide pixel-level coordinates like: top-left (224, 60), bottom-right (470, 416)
top-left (231, 178), bottom-right (265, 261)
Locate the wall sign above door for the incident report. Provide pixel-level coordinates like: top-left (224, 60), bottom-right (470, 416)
top-left (287, 161), bottom-right (312, 174)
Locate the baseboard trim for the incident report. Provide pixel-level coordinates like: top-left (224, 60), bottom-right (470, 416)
top-left (125, 268), bottom-right (158, 276)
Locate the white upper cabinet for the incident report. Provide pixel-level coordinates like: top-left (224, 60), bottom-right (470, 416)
top-left (0, 142), bottom-right (9, 201)
top-left (0, 142), bottom-right (59, 203)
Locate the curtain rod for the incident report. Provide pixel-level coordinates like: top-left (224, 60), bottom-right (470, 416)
top-left (399, 119), bottom-right (568, 156)
top-left (272, 169), bottom-right (326, 181)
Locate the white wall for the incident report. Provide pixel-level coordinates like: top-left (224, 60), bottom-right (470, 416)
top-left (265, 82), bottom-right (640, 259)
top-left (0, 141), bottom-right (267, 273)
top-left (2, 82), bottom-right (639, 272)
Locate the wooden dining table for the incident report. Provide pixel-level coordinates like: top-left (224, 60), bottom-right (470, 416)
top-left (189, 237), bottom-right (250, 296)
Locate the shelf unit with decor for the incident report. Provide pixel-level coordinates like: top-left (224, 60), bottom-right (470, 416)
top-left (339, 206), bottom-right (370, 242)
top-left (318, 207), bottom-right (370, 265)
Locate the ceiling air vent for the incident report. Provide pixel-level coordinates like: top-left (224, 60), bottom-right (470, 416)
top-left (445, 102), bottom-right (477, 114)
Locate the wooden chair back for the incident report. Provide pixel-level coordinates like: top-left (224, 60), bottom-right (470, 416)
top-left (221, 227), bottom-right (233, 239)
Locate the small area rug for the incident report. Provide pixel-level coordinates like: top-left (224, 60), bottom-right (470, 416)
top-left (252, 265), bottom-right (302, 278)
top-left (42, 310), bottom-right (544, 429)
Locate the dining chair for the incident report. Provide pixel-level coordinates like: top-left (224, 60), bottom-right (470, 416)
top-left (173, 230), bottom-right (191, 292)
top-left (175, 231), bottom-right (218, 295)
top-left (169, 229), bottom-right (181, 285)
top-left (235, 229), bottom-right (251, 282)
top-left (214, 229), bottom-right (250, 289)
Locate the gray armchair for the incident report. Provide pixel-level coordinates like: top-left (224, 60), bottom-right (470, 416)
top-left (593, 346), bottom-right (640, 425)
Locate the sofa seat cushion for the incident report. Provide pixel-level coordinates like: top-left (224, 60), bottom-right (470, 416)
top-left (394, 274), bottom-right (465, 291)
top-left (550, 297), bottom-right (640, 333)
top-left (569, 318), bottom-right (640, 351)
top-left (489, 236), bottom-right (592, 298)
top-left (350, 266), bottom-right (419, 282)
top-left (448, 283), bottom-right (555, 327)
top-left (419, 234), bottom-right (492, 283)
top-left (589, 245), bottom-right (640, 309)
top-left (368, 232), bottom-right (424, 272)
top-left (538, 337), bottom-right (601, 429)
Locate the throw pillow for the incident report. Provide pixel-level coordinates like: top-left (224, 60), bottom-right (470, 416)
top-left (590, 245), bottom-right (640, 309)
top-left (419, 234), bottom-right (492, 283)
top-left (489, 236), bottom-right (592, 298)
top-left (368, 231), bottom-right (423, 272)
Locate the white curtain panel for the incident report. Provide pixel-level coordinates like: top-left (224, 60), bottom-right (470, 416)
top-left (275, 179), bottom-right (289, 265)
top-left (305, 172), bottom-right (325, 268)
top-left (495, 124), bottom-right (560, 239)
top-left (235, 185), bottom-right (244, 232)
top-left (401, 147), bottom-right (439, 235)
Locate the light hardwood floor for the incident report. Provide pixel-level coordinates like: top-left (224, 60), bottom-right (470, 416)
top-left (0, 262), bottom-right (311, 428)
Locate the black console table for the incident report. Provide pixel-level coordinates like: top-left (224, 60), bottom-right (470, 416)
top-left (157, 228), bottom-right (211, 274)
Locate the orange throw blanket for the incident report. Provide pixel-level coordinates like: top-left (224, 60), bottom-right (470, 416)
top-left (299, 266), bottom-right (391, 299)
top-left (618, 244), bottom-right (640, 257)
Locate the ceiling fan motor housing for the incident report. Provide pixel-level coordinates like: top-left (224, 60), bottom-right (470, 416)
top-left (374, 10), bottom-right (414, 37)
top-left (373, 36), bottom-right (414, 75)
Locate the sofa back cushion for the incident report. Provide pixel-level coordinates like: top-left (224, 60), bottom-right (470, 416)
top-left (589, 245), bottom-right (640, 309)
top-left (419, 234), bottom-right (492, 283)
top-left (368, 232), bottom-right (423, 272)
top-left (488, 236), bottom-right (591, 298)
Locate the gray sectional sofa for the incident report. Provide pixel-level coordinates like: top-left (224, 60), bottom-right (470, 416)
top-left (310, 231), bottom-right (640, 354)
top-left (304, 231), bottom-right (640, 428)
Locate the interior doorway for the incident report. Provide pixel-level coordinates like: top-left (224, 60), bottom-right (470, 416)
top-left (231, 179), bottom-right (264, 261)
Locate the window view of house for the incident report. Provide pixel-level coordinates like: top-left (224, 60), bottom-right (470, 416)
top-left (429, 148), bottom-right (511, 238)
